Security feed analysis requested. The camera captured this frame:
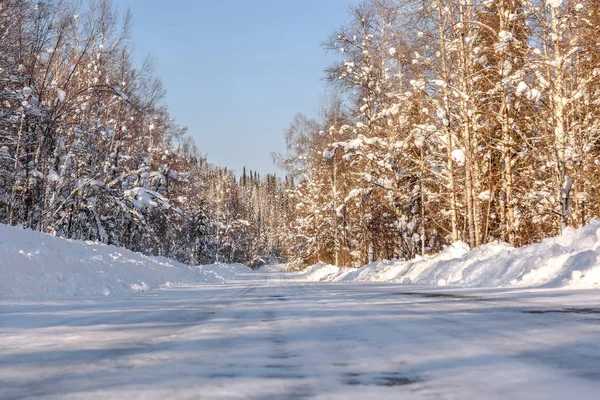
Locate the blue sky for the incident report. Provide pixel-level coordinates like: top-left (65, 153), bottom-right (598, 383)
top-left (118, 0), bottom-right (355, 176)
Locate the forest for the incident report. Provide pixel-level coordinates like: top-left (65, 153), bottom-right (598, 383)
top-left (1, 0), bottom-right (599, 269)
top-left (0, 0), bottom-right (291, 266)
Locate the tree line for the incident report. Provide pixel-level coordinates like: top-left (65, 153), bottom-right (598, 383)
top-left (0, 0), bottom-right (289, 265)
top-left (278, 0), bottom-right (600, 267)
top-left (2, 0), bottom-right (599, 270)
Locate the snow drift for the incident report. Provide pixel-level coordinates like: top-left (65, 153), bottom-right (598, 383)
top-left (0, 224), bottom-right (249, 298)
top-left (299, 220), bottom-right (600, 289)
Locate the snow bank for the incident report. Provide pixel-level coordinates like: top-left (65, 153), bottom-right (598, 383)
top-left (301, 220), bottom-right (600, 289)
top-left (297, 263), bottom-right (343, 281)
top-left (0, 224), bottom-right (248, 298)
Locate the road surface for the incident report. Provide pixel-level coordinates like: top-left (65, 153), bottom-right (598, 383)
top-left (1, 269), bottom-right (600, 399)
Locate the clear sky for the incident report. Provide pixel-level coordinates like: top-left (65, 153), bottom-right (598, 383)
top-left (118, 0), bottom-right (355, 176)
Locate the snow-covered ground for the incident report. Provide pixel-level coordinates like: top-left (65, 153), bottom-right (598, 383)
top-left (1, 272), bottom-right (600, 399)
top-left (0, 224), bottom-right (248, 298)
top-left (1, 224), bottom-right (600, 399)
top-left (300, 220), bottom-right (600, 289)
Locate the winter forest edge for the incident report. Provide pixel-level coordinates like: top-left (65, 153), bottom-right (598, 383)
top-left (1, 0), bottom-right (599, 269)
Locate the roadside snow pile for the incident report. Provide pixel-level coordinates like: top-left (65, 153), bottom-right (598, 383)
top-left (298, 263), bottom-right (342, 281)
top-left (0, 224), bottom-right (248, 298)
top-left (300, 220), bottom-right (600, 289)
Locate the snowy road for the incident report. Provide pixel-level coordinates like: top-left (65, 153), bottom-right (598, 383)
top-left (2, 270), bottom-right (600, 399)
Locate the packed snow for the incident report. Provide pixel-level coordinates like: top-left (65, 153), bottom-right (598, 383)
top-left (451, 149), bottom-right (466, 166)
top-left (22, 86), bottom-right (33, 98)
top-left (547, 0), bottom-right (563, 8)
top-left (2, 270), bottom-right (600, 399)
top-left (3, 219), bottom-right (600, 299)
top-left (0, 224), bottom-right (248, 298)
top-left (299, 220), bottom-right (600, 289)
top-left (516, 81), bottom-right (530, 97)
top-left (1, 224), bottom-right (600, 398)
top-left (56, 89), bottom-right (66, 102)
